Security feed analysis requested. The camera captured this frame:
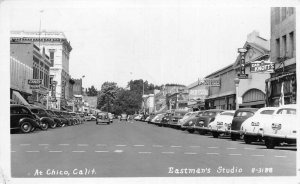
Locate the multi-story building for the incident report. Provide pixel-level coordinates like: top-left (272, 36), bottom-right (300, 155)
top-left (142, 94), bottom-right (155, 114)
top-left (10, 41), bottom-right (52, 108)
top-left (267, 7), bottom-right (296, 106)
top-left (73, 78), bottom-right (83, 95)
top-left (187, 80), bottom-right (208, 111)
top-left (11, 31), bottom-right (72, 110)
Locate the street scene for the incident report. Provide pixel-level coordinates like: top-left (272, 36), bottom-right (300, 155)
top-left (1, 0), bottom-right (298, 182)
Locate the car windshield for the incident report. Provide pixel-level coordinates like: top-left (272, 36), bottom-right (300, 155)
top-left (235, 111), bottom-right (254, 117)
top-left (276, 108), bottom-right (296, 115)
top-left (174, 112), bottom-right (186, 116)
top-left (203, 111), bottom-right (217, 116)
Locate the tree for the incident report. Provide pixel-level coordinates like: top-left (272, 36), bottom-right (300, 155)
top-left (86, 85), bottom-right (98, 96)
top-left (112, 88), bottom-right (142, 115)
top-left (97, 82), bottom-right (119, 112)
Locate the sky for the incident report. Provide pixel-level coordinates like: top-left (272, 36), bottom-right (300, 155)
top-left (6, 0), bottom-right (271, 89)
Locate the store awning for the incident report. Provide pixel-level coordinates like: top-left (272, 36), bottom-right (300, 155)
top-left (239, 100), bottom-right (265, 107)
top-left (12, 91), bottom-right (29, 106)
top-left (206, 90), bottom-right (236, 100)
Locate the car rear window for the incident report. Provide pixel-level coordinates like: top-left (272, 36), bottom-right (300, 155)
top-left (235, 111), bottom-right (254, 117)
top-left (260, 110), bottom-right (275, 115)
top-left (276, 108), bottom-right (296, 115)
top-left (203, 111), bottom-right (217, 116)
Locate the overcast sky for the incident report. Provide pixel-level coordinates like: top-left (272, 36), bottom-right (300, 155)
top-left (7, 0), bottom-right (271, 89)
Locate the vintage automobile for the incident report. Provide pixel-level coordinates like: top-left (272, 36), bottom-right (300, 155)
top-left (261, 104), bottom-right (297, 149)
top-left (108, 113), bottom-right (114, 123)
top-left (61, 111), bottom-right (76, 126)
top-left (194, 109), bottom-right (224, 135)
top-left (160, 112), bottom-right (173, 127)
top-left (152, 113), bottom-right (166, 125)
top-left (240, 107), bottom-right (277, 144)
top-left (69, 112), bottom-right (81, 125)
top-left (134, 114), bottom-right (143, 121)
top-left (178, 112), bottom-right (196, 126)
top-left (96, 112), bottom-right (111, 125)
top-left (10, 104), bottom-right (40, 133)
top-left (146, 114), bottom-right (156, 124)
top-left (52, 110), bottom-right (71, 126)
top-left (85, 113), bottom-right (96, 121)
top-left (29, 106), bottom-right (57, 130)
top-left (181, 111), bottom-right (204, 133)
top-left (77, 112), bottom-right (86, 122)
top-left (120, 113), bottom-right (128, 121)
top-left (208, 110), bottom-right (235, 138)
top-left (168, 110), bottom-right (189, 129)
top-left (46, 109), bottom-right (65, 127)
top-left (230, 108), bottom-right (258, 141)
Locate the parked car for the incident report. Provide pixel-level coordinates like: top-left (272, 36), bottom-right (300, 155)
top-left (85, 114), bottom-right (96, 121)
top-left (120, 113), bottom-right (128, 121)
top-left (240, 107), bottom-right (277, 144)
top-left (178, 111), bottom-right (197, 126)
top-left (230, 108), bottom-right (258, 140)
top-left (77, 112), bottom-right (86, 122)
top-left (261, 104), bottom-right (297, 149)
top-left (46, 109), bottom-right (65, 127)
top-left (134, 114), bottom-right (143, 121)
top-left (108, 113), bottom-right (114, 123)
top-left (69, 112), bottom-right (81, 124)
top-left (168, 110), bottom-right (189, 129)
top-left (151, 113), bottom-right (166, 125)
top-left (52, 110), bottom-right (71, 126)
top-left (147, 114), bottom-right (156, 124)
top-left (10, 104), bottom-right (40, 133)
top-left (194, 109), bottom-right (224, 135)
top-left (96, 112), bottom-right (111, 125)
top-left (28, 106), bottom-right (57, 130)
top-left (181, 111), bottom-right (204, 132)
top-left (160, 113), bottom-right (173, 127)
top-left (61, 111), bottom-right (75, 126)
top-left (208, 110), bottom-right (235, 138)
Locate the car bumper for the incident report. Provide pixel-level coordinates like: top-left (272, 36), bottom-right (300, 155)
top-left (262, 133), bottom-right (297, 141)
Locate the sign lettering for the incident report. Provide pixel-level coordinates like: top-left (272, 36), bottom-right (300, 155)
top-left (198, 79), bottom-right (220, 86)
top-left (250, 60), bottom-right (275, 73)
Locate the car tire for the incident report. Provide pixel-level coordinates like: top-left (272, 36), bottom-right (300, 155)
top-left (198, 130), bottom-right (206, 135)
top-left (20, 122), bottom-right (32, 133)
top-left (31, 126), bottom-right (36, 132)
top-left (231, 134), bottom-right (237, 141)
top-left (40, 121), bottom-right (49, 131)
top-left (50, 122), bottom-right (57, 129)
top-left (107, 122), bottom-right (110, 125)
top-left (187, 129), bottom-right (195, 133)
top-left (244, 135), bottom-right (252, 144)
top-left (265, 138), bottom-right (276, 149)
top-left (212, 132), bottom-right (219, 138)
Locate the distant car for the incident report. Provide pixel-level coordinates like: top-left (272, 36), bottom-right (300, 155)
top-left (46, 109), bottom-right (65, 127)
top-left (193, 109), bottom-right (224, 135)
top-left (240, 107), bottom-right (277, 144)
top-left (168, 110), bottom-right (189, 129)
top-left (151, 113), bottom-right (166, 125)
top-left (28, 106), bottom-right (57, 130)
top-left (108, 113), bottom-right (114, 123)
top-left (134, 114), bottom-right (143, 121)
top-left (96, 112), bottom-right (111, 125)
top-left (208, 110), bottom-right (235, 138)
top-left (85, 114), bottom-right (96, 121)
top-left (69, 112), bottom-right (81, 125)
top-left (10, 104), bottom-right (40, 133)
top-left (230, 108), bottom-right (258, 141)
top-left (181, 111), bottom-right (204, 132)
top-left (160, 113), bottom-right (173, 127)
top-left (261, 104), bottom-right (297, 149)
top-left (52, 110), bottom-right (71, 126)
top-left (120, 113), bottom-right (128, 121)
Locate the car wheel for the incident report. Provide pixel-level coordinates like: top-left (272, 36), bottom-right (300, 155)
top-left (31, 126), bottom-right (36, 132)
top-left (20, 122), bottom-right (32, 133)
top-left (212, 132), bottom-right (219, 138)
top-left (231, 134), bottom-right (237, 141)
top-left (107, 122), bottom-right (110, 125)
top-left (50, 122), bottom-right (57, 129)
top-left (198, 130), bottom-right (206, 135)
top-left (265, 138), bottom-right (276, 149)
top-left (244, 135), bottom-right (252, 144)
top-left (187, 129), bottom-right (195, 133)
top-left (40, 121), bottom-right (49, 131)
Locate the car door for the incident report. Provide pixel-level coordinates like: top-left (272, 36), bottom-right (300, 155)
top-left (10, 106), bottom-right (22, 128)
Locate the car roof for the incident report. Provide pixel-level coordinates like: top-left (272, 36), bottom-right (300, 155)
top-left (277, 104), bottom-right (297, 109)
top-left (220, 110), bottom-right (235, 114)
top-left (203, 109), bottom-right (224, 112)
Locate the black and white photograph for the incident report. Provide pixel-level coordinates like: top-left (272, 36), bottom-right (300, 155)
top-left (0, 0), bottom-right (299, 184)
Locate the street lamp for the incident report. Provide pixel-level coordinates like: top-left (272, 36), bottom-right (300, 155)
top-left (234, 78), bottom-right (240, 110)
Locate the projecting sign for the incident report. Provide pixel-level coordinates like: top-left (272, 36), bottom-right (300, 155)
top-left (198, 79), bottom-right (220, 86)
top-left (250, 60), bottom-right (275, 73)
top-left (28, 79), bottom-right (42, 85)
top-left (238, 74), bottom-right (248, 79)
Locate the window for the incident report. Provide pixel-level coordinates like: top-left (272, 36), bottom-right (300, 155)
top-left (11, 107), bottom-right (19, 114)
top-left (260, 110), bottom-right (275, 115)
top-left (277, 108), bottom-right (296, 115)
top-left (281, 7), bottom-right (287, 21)
top-left (49, 50), bottom-right (55, 66)
top-left (274, 7), bottom-right (280, 24)
top-left (287, 7), bottom-right (294, 16)
top-left (31, 109), bottom-right (39, 114)
top-left (289, 32), bottom-right (294, 57)
top-left (282, 35), bottom-right (287, 57)
top-left (275, 38), bottom-right (280, 59)
top-left (20, 107), bottom-right (30, 114)
top-left (221, 112), bottom-right (234, 116)
top-left (235, 111), bottom-right (254, 117)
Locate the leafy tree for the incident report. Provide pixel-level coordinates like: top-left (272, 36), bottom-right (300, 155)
top-left (97, 82), bottom-right (119, 112)
top-left (86, 85), bottom-right (98, 96)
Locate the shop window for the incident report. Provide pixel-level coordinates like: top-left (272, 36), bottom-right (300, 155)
top-left (289, 32), bottom-right (294, 57)
top-left (281, 7), bottom-right (287, 21)
top-left (274, 7), bottom-right (280, 24)
top-left (275, 38), bottom-right (280, 59)
top-left (282, 35), bottom-right (287, 57)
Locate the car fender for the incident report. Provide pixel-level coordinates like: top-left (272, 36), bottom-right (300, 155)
top-left (19, 117), bottom-right (38, 127)
top-left (40, 117), bottom-right (54, 125)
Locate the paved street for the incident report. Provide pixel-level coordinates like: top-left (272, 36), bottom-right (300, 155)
top-left (11, 120), bottom-right (296, 177)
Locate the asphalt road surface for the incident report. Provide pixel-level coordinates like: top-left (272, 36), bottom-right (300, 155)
top-left (11, 119), bottom-right (297, 177)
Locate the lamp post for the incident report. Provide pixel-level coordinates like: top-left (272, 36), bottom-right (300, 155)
top-left (234, 78), bottom-right (240, 110)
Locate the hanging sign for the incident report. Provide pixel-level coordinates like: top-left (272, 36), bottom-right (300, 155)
top-left (250, 60), bottom-right (275, 73)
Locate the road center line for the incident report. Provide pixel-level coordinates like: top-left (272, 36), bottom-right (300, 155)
top-left (59, 144), bottom-right (70, 146)
top-left (138, 152), bottom-right (151, 154)
top-left (189, 146), bottom-right (200, 148)
top-left (229, 154), bottom-right (242, 156)
top-left (11, 151), bottom-right (16, 153)
top-left (116, 145), bottom-right (127, 147)
top-left (134, 145), bottom-right (144, 147)
top-left (114, 150), bottom-right (123, 153)
top-left (96, 144), bottom-right (107, 146)
top-left (274, 155), bottom-right (287, 158)
top-left (95, 151), bottom-right (109, 153)
top-left (251, 155), bottom-right (264, 157)
top-left (49, 151), bottom-right (63, 153)
top-left (227, 148), bottom-right (237, 149)
top-left (208, 147), bottom-right (218, 149)
top-left (78, 144), bottom-right (88, 146)
top-left (26, 151), bottom-right (39, 153)
top-left (152, 145), bottom-right (163, 147)
top-left (244, 148), bottom-right (255, 150)
top-left (171, 146), bottom-right (182, 148)
top-left (72, 151), bottom-right (86, 153)
top-left (162, 152), bottom-right (175, 154)
top-left (38, 144), bottom-right (49, 146)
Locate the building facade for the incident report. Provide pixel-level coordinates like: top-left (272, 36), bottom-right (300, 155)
top-left (11, 31), bottom-right (72, 110)
top-left (73, 78), bottom-right (83, 95)
top-left (267, 7), bottom-right (296, 106)
top-left (10, 41), bottom-right (52, 108)
top-left (187, 80), bottom-right (208, 110)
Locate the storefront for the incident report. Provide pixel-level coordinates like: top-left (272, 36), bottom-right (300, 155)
top-left (205, 92), bottom-right (236, 110)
